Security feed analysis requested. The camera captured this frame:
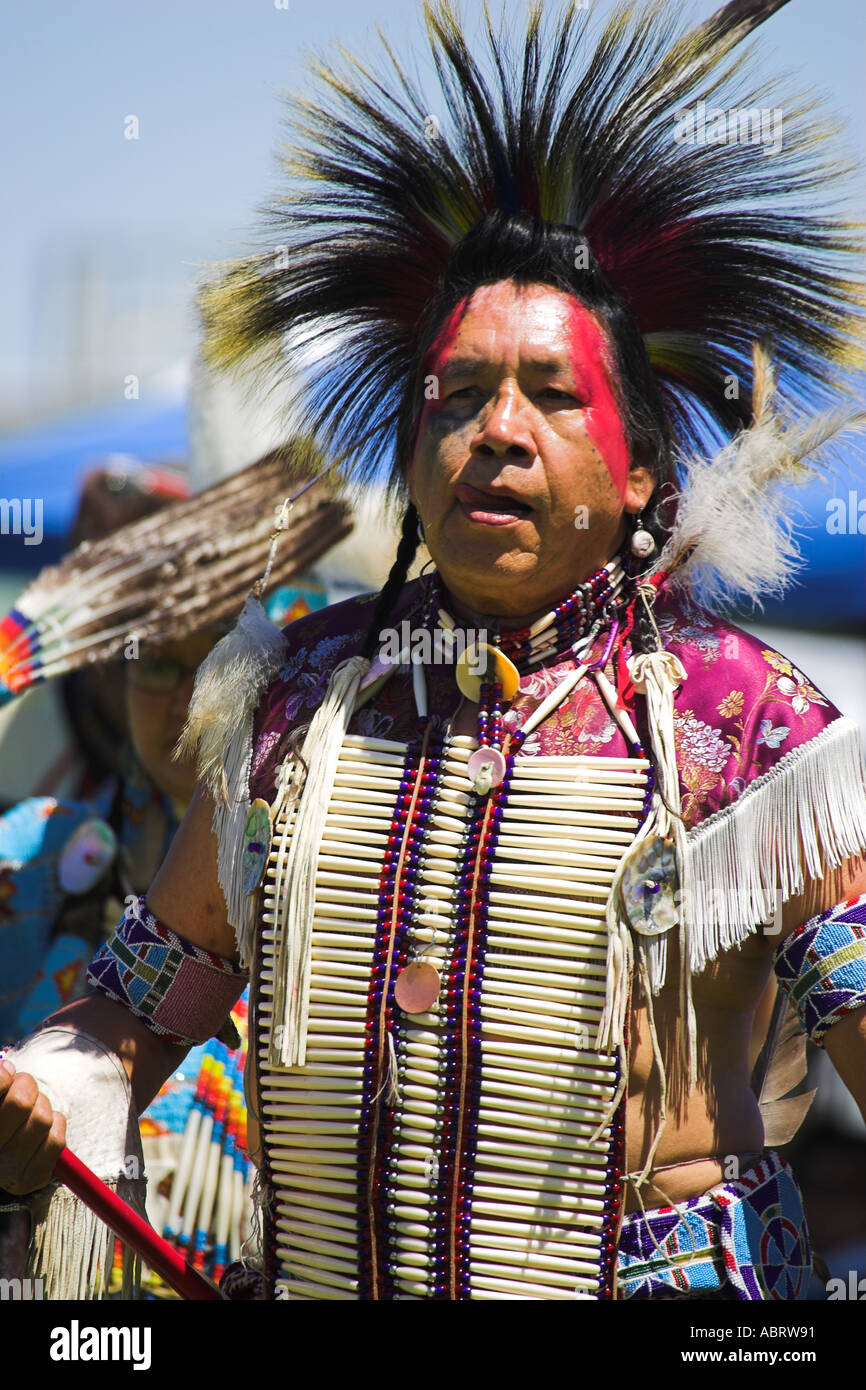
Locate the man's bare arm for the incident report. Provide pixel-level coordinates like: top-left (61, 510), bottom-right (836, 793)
top-left (146, 783), bottom-right (236, 959)
top-left (46, 782), bottom-right (235, 1108)
top-left (823, 1004), bottom-right (866, 1123)
top-left (778, 854), bottom-right (866, 1125)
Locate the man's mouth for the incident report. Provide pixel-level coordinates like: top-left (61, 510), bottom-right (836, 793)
top-left (453, 482), bottom-right (534, 526)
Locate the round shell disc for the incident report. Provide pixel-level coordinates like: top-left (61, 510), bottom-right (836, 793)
top-left (58, 819), bottom-right (117, 895)
top-left (394, 960), bottom-right (441, 1014)
top-left (467, 745), bottom-right (506, 794)
top-left (456, 643), bottom-right (520, 703)
top-left (620, 834), bottom-right (679, 937)
top-left (242, 799), bottom-right (273, 894)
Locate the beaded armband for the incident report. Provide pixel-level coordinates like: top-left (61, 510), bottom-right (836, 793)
top-left (773, 893), bottom-right (866, 1046)
top-left (87, 896), bottom-right (248, 1048)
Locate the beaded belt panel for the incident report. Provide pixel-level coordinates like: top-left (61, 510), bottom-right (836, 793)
top-left (257, 733), bottom-right (649, 1300)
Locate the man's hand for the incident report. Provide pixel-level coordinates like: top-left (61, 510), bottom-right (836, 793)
top-left (777, 855), bottom-right (866, 942)
top-left (0, 1058), bottom-right (66, 1195)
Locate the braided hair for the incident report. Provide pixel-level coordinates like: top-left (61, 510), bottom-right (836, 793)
top-left (360, 502), bottom-right (422, 661)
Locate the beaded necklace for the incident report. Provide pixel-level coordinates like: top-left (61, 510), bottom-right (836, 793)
top-left (434, 556), bottom-right (626, 794)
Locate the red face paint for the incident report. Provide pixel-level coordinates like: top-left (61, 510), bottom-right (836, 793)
top-left (407, 295), bottom-right (469, 463)
top-left (566, 300), bottom-right (630, 501)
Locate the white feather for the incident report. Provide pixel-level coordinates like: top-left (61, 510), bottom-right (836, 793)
top-left (653, 401), bottom-right (866, 611)
top-left (176, 594), bottom-right (289, 964)
top-left (178, 594), bottom-right (287, 801)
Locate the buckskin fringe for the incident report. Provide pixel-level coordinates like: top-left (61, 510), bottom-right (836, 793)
top-left (270, 655), bottom-right (371, 1068)
top-left (681, 716), bottom-right (866, 977)
top-left (27, 1180), bottom-right (145, 1301)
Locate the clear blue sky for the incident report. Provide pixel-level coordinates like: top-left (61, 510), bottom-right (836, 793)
top-left (1, 0), bottom-right (864, 414)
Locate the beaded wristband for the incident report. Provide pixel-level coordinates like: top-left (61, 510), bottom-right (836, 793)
top-left (87, 896), bottom-right (248, 1048)
top-left (773, 892), bottom-right (866, 1046)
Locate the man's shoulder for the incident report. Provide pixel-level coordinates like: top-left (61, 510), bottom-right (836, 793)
top-left (656, 589), bottom-right (785, 670)
top-left (655, 588), bottom-right (838, 718)
top-left (277, 588), bottom-right (376, 661)
top-left (653, 588), bottom-right (845, 829)
top-left (275, 578), bottom-right (422, 667)
top-left (249, 580), bottom-right (422, 800)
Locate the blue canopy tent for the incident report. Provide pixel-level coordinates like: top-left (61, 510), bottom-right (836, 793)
top-left (743, 473), bottom-right (865, 630)
top-left (0, 397), bottom-right (187, 569)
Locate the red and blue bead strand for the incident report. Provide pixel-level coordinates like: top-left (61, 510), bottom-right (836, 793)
top-left (356, 715), bottom-right (448, 1298)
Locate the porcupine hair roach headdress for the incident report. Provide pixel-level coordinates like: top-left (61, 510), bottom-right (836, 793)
top-left (199, 0), bottom-right (864, 640)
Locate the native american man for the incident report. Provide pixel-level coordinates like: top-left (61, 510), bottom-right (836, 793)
top-left (3, 0), bottom-right (866, 1300)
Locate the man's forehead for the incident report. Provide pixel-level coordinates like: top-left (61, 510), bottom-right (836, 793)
top-left (441, 283), bottom-right (606, 365)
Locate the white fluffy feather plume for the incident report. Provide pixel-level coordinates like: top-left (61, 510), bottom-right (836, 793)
top-left (178, 594), bottom-right (287, 802)
top-left (652, 345), bottom-right (866, 610)
top-left (175, 594), bottom-right (289, 964)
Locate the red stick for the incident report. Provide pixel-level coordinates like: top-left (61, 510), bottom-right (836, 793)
top-left (55, 1148), bottom-right (223, 1301)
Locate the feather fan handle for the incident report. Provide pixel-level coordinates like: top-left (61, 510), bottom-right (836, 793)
top-left (650, 341), bottom-right (866, 610)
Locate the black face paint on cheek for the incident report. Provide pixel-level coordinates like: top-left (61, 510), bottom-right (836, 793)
top-left (416, 405), bottom-right (479, 461)
top-left (430, 385), bottom-right (482, 427)
top-left (426, 409), bottom-right (461, 441)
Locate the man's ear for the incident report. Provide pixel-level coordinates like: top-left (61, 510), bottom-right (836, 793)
top-left (622, 457), bottom-right (656, 515)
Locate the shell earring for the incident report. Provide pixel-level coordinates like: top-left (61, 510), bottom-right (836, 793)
top-left (630, 512), bottom-right (656, 558)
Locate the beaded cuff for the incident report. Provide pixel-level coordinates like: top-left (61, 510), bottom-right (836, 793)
top-left (773, 893), bottom-right (866, 1046)
top-left (87, 896), bottom-right (248, 1048)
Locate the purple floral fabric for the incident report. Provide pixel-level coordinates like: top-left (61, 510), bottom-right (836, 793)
top-left (652, 588), bottom-right (839, 829)
top-left (248, 580), bottom-right (846, 833)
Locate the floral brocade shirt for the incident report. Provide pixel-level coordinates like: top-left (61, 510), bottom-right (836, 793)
top-left (247, 579), bottom-right (843, 837)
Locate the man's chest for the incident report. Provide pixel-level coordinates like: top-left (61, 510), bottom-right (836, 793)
top-left (253, 729), bottom-right (650, 1299)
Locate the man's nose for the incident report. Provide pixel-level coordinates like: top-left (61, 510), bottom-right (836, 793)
top-left (472, 388), bottom-right (535, 458)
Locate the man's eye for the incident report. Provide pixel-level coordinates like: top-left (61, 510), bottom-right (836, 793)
top-left (446, 386), bottom-right (480, 400)
top-left (538, 387), bottom-right (576, 401)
